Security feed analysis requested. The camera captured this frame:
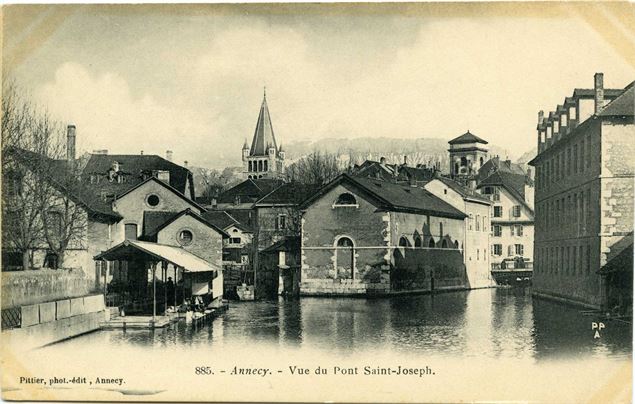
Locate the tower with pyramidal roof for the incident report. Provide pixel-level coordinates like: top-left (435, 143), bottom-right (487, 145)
top-left (242, 89), bottom-right (286, 180)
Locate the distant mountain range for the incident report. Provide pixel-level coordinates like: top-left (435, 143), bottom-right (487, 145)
top-left (192, 137), bottom-right (536, 196)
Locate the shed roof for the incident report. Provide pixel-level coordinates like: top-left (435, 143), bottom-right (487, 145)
top-left (94, 240), bottom-right (221, 272)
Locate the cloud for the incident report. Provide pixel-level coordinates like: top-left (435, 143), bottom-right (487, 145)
top-left (31, 15), bottom-right (635, 168)
top-left (36, 62), bottom-right (210, 165)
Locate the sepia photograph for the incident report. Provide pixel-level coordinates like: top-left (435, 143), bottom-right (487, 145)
top-left (1, 2), bottom-right (634, 402)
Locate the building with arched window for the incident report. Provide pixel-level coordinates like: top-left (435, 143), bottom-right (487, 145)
top-left (299, 174), bottom-right (469, 296)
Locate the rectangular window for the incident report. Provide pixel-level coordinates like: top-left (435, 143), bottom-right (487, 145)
top-left (47, 211), bottom-right (63, 239)
top-left (276, 214), bottom-right (287, 230)
top-left (493, 206), bottom-right (502, 217)
top-left (229, 237), bottom-right (242, 244)
top-left (573, 144), bottom-right (578, 173)
top-left (517, 225), bottom-right (524, 236)
top-left (483, 217), bottom-right (487, 232)
top-left (493, 244), bottom-right (502, 256)
top-left (125, 223), bottom-right (138, 240)
top-left (507, 245), bottom-right (514, 257)
top-left (511, 225), bottom-right (515, 236)
top-left (493, 225), bottom-right (502, 237)
top-left (468, 214), bottom-right (473, 231)
top-left (586, 244), bottom-right (591, 274)
top-left (512, 205), bottom-right (521, 217)
top-left (475, 215), bottom-right (480, 231)
top-left (585, 136), bottom-right (591, 170)
top-left (515, 244), bottom-right (524, 256)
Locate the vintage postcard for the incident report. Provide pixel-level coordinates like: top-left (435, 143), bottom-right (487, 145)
top-left (1, 2), bottom-right (633, 403)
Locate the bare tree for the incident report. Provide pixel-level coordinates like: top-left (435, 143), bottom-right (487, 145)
top-left (286, 151), bottom-right (344, 185)
top-left (2, 81), bottom-right (86, 270)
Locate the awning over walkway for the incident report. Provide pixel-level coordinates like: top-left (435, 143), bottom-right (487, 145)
top-left (94, 240), bottom-right (220, 273)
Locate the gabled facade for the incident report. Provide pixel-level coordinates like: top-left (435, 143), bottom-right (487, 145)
top-left (242, 90), bottom-right (286, 180)
top-left (300, 174), bottom-right (469, 296)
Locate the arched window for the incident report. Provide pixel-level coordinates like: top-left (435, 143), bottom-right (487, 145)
top-left (258, 160), bottom-right (263, 172)
top-left (264, 160), bottom-right (268, 172)
top-left (336, 237), bottom-right (354, 279)
top-left (248, 161), bottom-right (253, 172)
top-left (414, 233), bottom-right (422, 247)
top-left (334, 193), bottom-right (357, 206)
top-left (399, 236), bottom-right (410, 247)
top-left (460, 156), bottom-right (467, 167)
top-left (428, 238), bottom-right (435, 248)
top-left (441, 239), bottom-right (449, 249)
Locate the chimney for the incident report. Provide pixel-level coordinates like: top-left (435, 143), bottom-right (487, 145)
top-left (112, 161), bottom-right (120, 172)
top-left (594, 72), bottom-right (604, 114)
top-left (166, 150), bottom-right (173, 162)
top-left (467, 178), bottom-right (477, 190)
top-left (379, 157), bottom-right (386, 166)
top-left (66, 125), bottom-right (76, 161)
top-left (184, 160), bottom-right (189, 168)
top-left (140, 150), bottom-right (144, 155)
top-left (538, 110), bottom-right (544, 124)
top-left (403, 155), bottom-right (408, 166)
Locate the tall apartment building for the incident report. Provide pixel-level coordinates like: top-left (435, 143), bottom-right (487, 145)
top-left (529, 73), bottom-right (634, 309)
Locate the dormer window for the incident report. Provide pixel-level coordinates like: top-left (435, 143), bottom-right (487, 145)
top-left (333, 193), bottom-right (358, 208)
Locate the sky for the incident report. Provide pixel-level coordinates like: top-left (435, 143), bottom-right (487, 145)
top-left (4, 3), bottom-right (635, 168)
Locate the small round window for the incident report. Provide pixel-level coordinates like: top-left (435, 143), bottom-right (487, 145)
top-left (178, 230), bottom-right (193, 246)
top-left (147, 194), bottom-right (160, 207)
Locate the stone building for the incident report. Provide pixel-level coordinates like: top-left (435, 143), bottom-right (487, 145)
top-left (242, 90), bottom-right (286, 180)
top-left (4, 127), bottom-right (228, 311)
top-left (300, 174), bottom-right (469, 296)
top-left (529, 73), bottom-right (634, 309)
top-left (424, 177), bottom-right (493, 288)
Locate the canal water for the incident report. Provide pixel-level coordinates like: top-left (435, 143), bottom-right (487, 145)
top-left (51, 287), bottom-right (631, 360)
top-left (9, 287), bottom-right (630, 403)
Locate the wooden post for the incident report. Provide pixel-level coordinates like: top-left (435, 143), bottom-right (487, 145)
top-left (162, 261), bottom-right (168, 313)
top-left (152, 262), bottom-right (157, 325)
top-left (174, 265), bottom-right (178, 307)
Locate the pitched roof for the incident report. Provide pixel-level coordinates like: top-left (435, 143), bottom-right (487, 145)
top-left (201, 210), bottom-right (250, 232)
top-left (255, 182), bottom-right (322, 206)
top-left (301, 174), bottom-right (466, 220)
top-left (223, 209), bottom-right (255, 232)
top-left (8, 147), bottom-right (121, 222)
top-left (217, 178), bottom-right (285, 204)
top-left (142, 208), bottom-right (229, 239)
top-left (250, 92), bottom-right (277, 156)
top-left (448, 131), bottom-right (488, 145)
top-left (599, 82), bottom-right (634, 117)
top-left (142, 211), bottom-right (178, 238)
top-left (82, 154), bottom-right (194, 198)
top-left (351, 160), bottom-right (436, 183)
top-left (477, 170), bottom-right (534, 216)
top-left (261, 236), bottom-right (301, 254)
top-left (434, 176), bottom-right (491, 204)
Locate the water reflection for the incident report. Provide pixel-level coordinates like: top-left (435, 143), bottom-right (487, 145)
top-left (52, 288), bottom-right (631, 361)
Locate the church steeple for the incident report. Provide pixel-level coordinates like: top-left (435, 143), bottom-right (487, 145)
top-left (249, 88), bottom-right (277, 157)
top-left (242, 89), bottom-right (285, 180)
